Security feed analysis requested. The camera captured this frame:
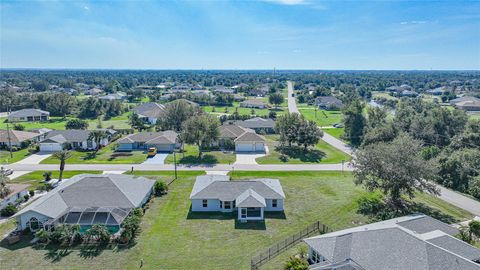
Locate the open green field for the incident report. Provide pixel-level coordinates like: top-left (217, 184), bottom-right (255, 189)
top-left (372, 91), bottom-right (398, 101)
top-left (0, 148), bottom-right (31, 164)
top-left (202, 100), bottom-right (287, 117)
top-left (8, 170), bottom-right (102, 190)
top-left (256, 135), bottom-right (350, 164)
top-left (323, 127), bottom-right (345, 140)
top-left (41, 143), bottom-right (147, 164)
top-left (0, 171), bottom-right (472, 270)
top-left (298, 105), bottom-right (343, 127)
top-left (165, 144), bottom-right (236, 164)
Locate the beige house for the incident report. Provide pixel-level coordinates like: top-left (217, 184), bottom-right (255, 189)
top-left (7, 109), bottom-right (50, 122)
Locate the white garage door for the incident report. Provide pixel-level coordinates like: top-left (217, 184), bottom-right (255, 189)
top-left (155, 144), bottom-right (173, 152)
top-left (236, 143), bottom-right (254, 152)
top-left (40, 143), bottom-right (62, 152)
top-left (255, 143), bottom-right (265, 152)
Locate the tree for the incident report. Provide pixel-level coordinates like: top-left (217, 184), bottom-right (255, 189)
top-left (352, 133), bottom-right (438, 208)
top-left (65, 119), bottom-right (89, 130)
top-left (342, 99), bottom-right (365, 146)
top-left (181, 114), bottom-right (219, 158)
top-left (129, 113), bottom-right (146, 131)
top-left (13, 123), bottom-right (25, 131)
top-left (297, 120), bottom-right (323, 150)
top-left (0, 169), bottom-right (11, 199)
top-left (469, 220), bottom-right (480, 239)
top-left (276, 113), bottom-right (302, 147)
top-left (84, 224), bottom-right (111, 244)
top-left (88, 130), bottom-right (108, 153)
top-left (154, 180), bottom-right (168, 196)
top-left (157, 99), bottom-right (199, 131)
top-left (283, 256), bottom-right (308, 270)
top-left (269, 92), bottom-right (284, 108)
top-left (1, 204), bottom-right (17, 217)
top-left (52, 150), bottom-right (73, 182)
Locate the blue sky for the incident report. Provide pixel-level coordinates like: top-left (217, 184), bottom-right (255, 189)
top-left (1, 0), bottom-right (479, 69)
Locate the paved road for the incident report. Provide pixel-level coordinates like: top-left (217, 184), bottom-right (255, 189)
top-left (287, 81), bottom-right (299, 114)
top-left (436, 185), bottom-right (480, 217)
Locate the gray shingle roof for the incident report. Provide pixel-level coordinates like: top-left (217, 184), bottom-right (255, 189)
top-left (234, 117), bottom-right (275, 129)
top-left (219, 125), bottom-right (250, 139)
top-left (8, 108), bottom-right (50, 118)
top-left (236, 189), bottom-right (266, 207)
top-left (133, 102), bottom-right (166, 119)
top-left (15, 174), bottom-right (154, 220)
top-left (42, 130), bottom-right (92, 143)
top-left (427, 235), bottom-right (480, 261)
top-left (0, 129), bottom-right (40, 143)
top-left (117, 131), bottom-right (177, 144)
top-left (397, 215), bottom-right (459, 235)
top-left (234, 131), bottom-right (266, 142)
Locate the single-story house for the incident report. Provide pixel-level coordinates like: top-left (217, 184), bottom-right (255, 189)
top-left (401, 90), bottom-right (419, 97)
top-left (13, 174), bottom-right (154, 232)
top-left (219, 125), bottom-right (266, 152)
top-left (189, 175), bottom-right (285, 221)
top-left (0, 130), bottom-right (41, 149)
top-left (426, 87), bottom-right (447, 95)
top-left (29, 128), bottom-right (53, 141)
top-left (211, 85), bottom-right (235, 94)
top-left (249, 85), bottom-right (269, 97)
top-left (85, 88), bottom-right (103, 95)
top-left (99, 92), bottom-right (127, 101)
top-left (117, 131), bottom-right (179, 152)
top-left (133, 102), bottom-right (167, 124)
top-left (39, 129), bottom-right (115, 152)
top-left (7, 109), bottom-right (50, 122)
top-left (315, 96), bottom-right (344, 110)
top-left (233, 117), bottom-right (276, 134)
top-left (450, 96), bottom-right (480, 111)
top-left (304, 214), bottom-right (480, 270)
top-left (1, 184), bottom-right (30, 210)
top-left (240, 99), bottom-right (268, 109)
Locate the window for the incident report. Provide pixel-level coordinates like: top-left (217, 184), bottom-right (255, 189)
top-left (224, 201), bottom-right (231, 209)
top-left (220, 201), bottom-right (223, 208)
top-left (202, 200), bottom-right (208, 208)
top-left (272, 199), bottom-right (278, 208)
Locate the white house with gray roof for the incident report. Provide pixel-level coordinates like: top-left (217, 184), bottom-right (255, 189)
top-left (132, 102), bottom-right (166, 124)
top-left (219, 124), bottom-right (266, 152)
top-left (117, 131), bottom-right (179, 152)
top-left (39, 129), bottom-right (115, 152)
top-left (304, 214), bottom-right (480, 270)
top-left (13, 174), bottom-right (154, 233)
top-left (7, 108), bottom-right (50, 122)
top-left (189, 175), bottom-right (285, 221)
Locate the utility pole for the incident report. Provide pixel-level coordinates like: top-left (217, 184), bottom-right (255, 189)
top-left (173, 151), bottom-right (177, 180)
top-left (6, 105), bottom-right (13, 159)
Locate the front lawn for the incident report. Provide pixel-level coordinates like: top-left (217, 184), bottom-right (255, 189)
top-left (0, 117), bottom-right (70, 130)
top-left (0, 171), bottom-right (472, 269)
top-left (9, 170), bottom-right (102, 190)
top-left (165, 144), bottom-right (236, 164)
top-left (41, 144), bottom-right (147, 164)
top-left (323, 127), bottom-right (345, 140)
top-left (256, 135), bottom-right (351, 164)
top-left (0, 148), bottom-right (31, 164)
top-left (298, 106), bottom-right (343, 127)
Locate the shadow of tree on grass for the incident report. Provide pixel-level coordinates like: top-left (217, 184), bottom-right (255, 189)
top-left (277, 146), bottom-right (326, 163)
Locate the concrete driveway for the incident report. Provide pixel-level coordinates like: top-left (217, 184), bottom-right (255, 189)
top-left (142, 153), bottom-right (169, 164)
top-left (234, 146), bottom-right (268, 165)
top-left (14, 152), bottom-right (52, 165)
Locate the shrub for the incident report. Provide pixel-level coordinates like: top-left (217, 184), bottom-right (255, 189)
top-left (23, 194), bottom-right (30, 201)
top-left (468, 176), bottom-right (480, 200)
top-left (43, 171), bottom-right (52, 181)
top-left (29, 190), bottom-right (35, 197)
top-left (36, 229), bottom-right (50, 244)
top-left (469, 220), bottom-right (480, 239)
top-left (0, 204), bottom-right (17, 217)
top-left (13, 123), bottom-right (25, 131)
top-left (154, 180), bottom-right (168, 196)
top-left (84, 224), bottom-right (111, 244)
top-left (357, 193), bottom-right (385, 216)
top-left (283, 256), bottom-right (308, 270)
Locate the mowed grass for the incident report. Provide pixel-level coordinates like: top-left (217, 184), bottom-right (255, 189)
top-left (202, 100), bottom-right (288, 117)
top-left (0, 171), bottom-right (472, 270)
top-left (165, 144), bottom-right (236, 164)
top-left (298, 106), bottom-right (343, 127)
top-left (8, 170), bottom-right (102, 190)
top-left (0, 148), bottom-right (31, 164)
top-left (323, 127), bottom-right (345, 141)
top-left (41, 143), bottom-right (147, 164)
top-left (256, 135), bottom-right (350, 164)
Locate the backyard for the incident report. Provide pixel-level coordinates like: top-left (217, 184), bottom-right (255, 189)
top-left (256, 135), bottom-right (350, 164)
top-left (0, 170), bottom-right (471, 270)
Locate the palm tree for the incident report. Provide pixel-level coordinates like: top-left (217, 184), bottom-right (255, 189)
top-left (52, 150), bottom-right (73, 182)
top-left (88, 130), bottom-right (108, 153)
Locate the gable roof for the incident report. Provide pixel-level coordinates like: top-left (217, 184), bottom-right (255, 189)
top-left (304, 214), bottom-right (480, 270)
top-left (241, 99), bottom-right (267, 105)
top-left (42, 130), bottom-right (92, 143)
top-left (234, 131), bottom-right (266, 143)
top-left (133, 102), bottom-right (166, 119)
top-left (2, 184), bottom-right (30, 200)
top-left (236, 189), bottom-right (266, 208)
top-left (117, 131), bottom-right (178, 144)
top-left (14, 174), bottom-right (154, 221)
top-left (234, 117), bottom-right (275, 129)
top-left (190, 175), bottom-right (285, 201)
top-left (8, 108), bottom-right (50, 118)
top-left (219, 125), bottom-right (251, 139)
top-left (315, 96), bottom-right (343, 107)
top-left (450, 96), bottom-right (480, 105)
top-left (0, 129), bottom-right (40, 143)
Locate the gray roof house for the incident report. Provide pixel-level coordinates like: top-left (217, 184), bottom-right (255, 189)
top-left (13, 174), bottom-right (155, 232)
top-left (190, 175), bottom-right (285, 221)
top-left (315, 96), bottom-right (343, 110)
top-left (133, 102), bottom-right (167, 124)
top-left (7, 109), bottom-right (50, 122)
top-left (304, 214), bottom-right (480, 270)
top-left (219, 125), bottom-right (266, 152)
top-left (240, 99), bottom-right (268, 109)
top-left (39, 129), bottom-right (115, 152)
top-left (233, 117), bottom-right (276, 133)
top-left (99, 92), bottom-right (127, 101)
top-left (117, 131), bottom-right (179, 152)
top-left (450, 96), bottom-right (480, 111)
top-left (0, 129), bottom-right (41, 149)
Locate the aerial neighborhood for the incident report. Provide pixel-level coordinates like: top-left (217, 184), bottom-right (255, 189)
top-left (1, 1), bottom-right (480, 269)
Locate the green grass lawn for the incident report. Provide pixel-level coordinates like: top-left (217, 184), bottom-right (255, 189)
top-left (41, 144), bottom-right (147, 164)
top-left (372, 91), bottom-right (398, 101)
top-left (0, 171), bottom-right (472, 270)
top-left (8, 170), bottom-right (102, 190)
top-left (0, 148), bottom-right (31, 164)
top-left (86, 112), bottom-right (131, 130)
top-left (256, 135), bottom-right (350, 164)
top-left (202, 100), bottom-right (288, 117)
top-left (298, 106), bottom-right (343, 127)
top-left (165, 144), bottom-right (236, 164)
top-left (323, 127), bottom-right (345, 140)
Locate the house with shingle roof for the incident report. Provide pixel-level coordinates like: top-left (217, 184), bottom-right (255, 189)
top-left (315, 96), bottom-right (344, 110)
top-left (1, 184), bottom-right (30, 210)
top-left (39, 129), bottom-right (115, 152)
top-left (189, 175), bottom-right (285, 221)
top-left (116, 131), bottom-right (179, 152)
top-left (240, 99), bottom-right (268, 109)
top-left (13, 174), bottom-right (154, 232)
top-left (7, 109), bottom-right (50, 122)
top-left (450, 96), bottom-right (480, 111)
top-left (233, 117), bottom-right (276, 133)
top-left (0, 129), bottom-right (41, 149)
top-left (219, 125), bottom-right (266, 152)
top-left (133, 102), bottom-right (167, 124)
top-left (304, 214), bottom-right (480, 270)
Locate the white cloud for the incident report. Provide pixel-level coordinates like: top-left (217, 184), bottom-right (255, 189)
top-left (400, 20), bottom-right (428, 25)
top-left (83, 5), bottom-right (89, 10)
top-left (263, 0), bottom-right (307, 5)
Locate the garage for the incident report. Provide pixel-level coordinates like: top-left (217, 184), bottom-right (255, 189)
top-left (255, 143), bottom-right (265, 152)
top-left (152, 144), bottom-right (174, 152)
top-left (236, 143), bottom-right (254, 152)
top-left (39, 143), bottom-right (62, 152)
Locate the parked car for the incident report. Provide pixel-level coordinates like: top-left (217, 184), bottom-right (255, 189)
top-left (147, 147), bottom-right (157, 157)
top-left (1, 167), bottom-right (13, 176)
top-left (333, 123), bottom-right (344, 128)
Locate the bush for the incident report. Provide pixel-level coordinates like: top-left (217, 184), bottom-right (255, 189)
top-left (357, 193), bottom-right (385, 216)
top-left (1, 204), bottom-right (17, 217)
top-left (13, 123), bottom-right (25, 131)
top-left (36, 229), bottom-right (50, 244)
top-left (468, 176), bottom-right (480, 200)
top-left (469, 220), bottom-right (480, 239)
top-left (43, 171), bottom-right (52, 181)
top-left (154, 180), bottom-right (168, 196)
top-left (29, 190), bottom-right (35, 197)
top-left (283, 256), bottom-right (308, 270)
top-left (23, 194), bottom-right (30, 201)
